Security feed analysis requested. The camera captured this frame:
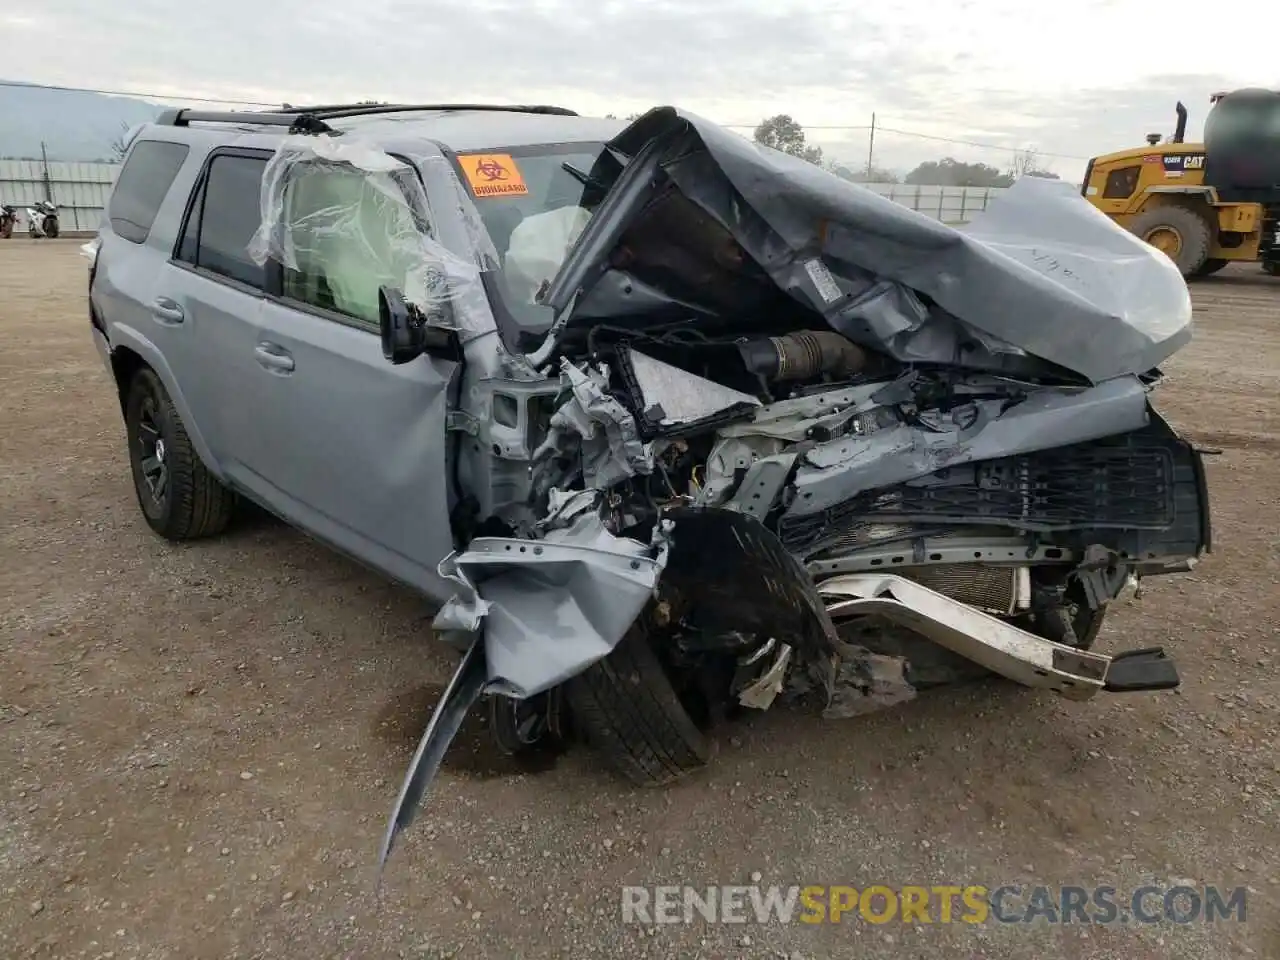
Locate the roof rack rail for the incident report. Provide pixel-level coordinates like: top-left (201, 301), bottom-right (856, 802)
top-left (276, 103), bottom-right (580, 119)
top-left (155, 108), bottom-right (334, 134)
top-left (153, 102), bottom-right (581, 135)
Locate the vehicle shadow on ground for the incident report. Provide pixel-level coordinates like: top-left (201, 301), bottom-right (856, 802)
top-left (371, 665), bottom-right (1048, 793)
top-left (372, 683), bottom-right (568, 779)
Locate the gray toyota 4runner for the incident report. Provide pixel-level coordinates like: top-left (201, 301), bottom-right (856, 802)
top-left (88, 103), bottom-right (1211, 867)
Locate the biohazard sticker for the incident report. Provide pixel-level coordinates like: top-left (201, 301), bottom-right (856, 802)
top-left (458, 154), bottom-right (529, 197)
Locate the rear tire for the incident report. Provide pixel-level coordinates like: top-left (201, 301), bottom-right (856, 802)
top-left (44, 217), bottom-right (59, 239)
top-left (566, 618), bottom-right (711, 786)
top-left (1129, 205), bottom-right (1213, 277)
top-left (125, 367), bottom-right (235, 540)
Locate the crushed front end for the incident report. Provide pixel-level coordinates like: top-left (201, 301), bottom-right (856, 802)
top-left (377, 108), bottom-right (1211, 869)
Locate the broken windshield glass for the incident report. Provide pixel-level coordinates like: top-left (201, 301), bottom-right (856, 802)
top-left (447, 142), bottom-right (625, 348)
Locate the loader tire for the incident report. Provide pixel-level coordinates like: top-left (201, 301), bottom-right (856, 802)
top-left (1129, 205), bottom-right (1213, 277)
top-left (1191, 258), bottom-right (1228, 279)
top-left (567, 619), bottom-right (710, 786)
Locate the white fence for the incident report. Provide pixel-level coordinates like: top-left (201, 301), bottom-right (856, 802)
top-left (0, 160), bottom-right (1007, 236)
top-left (859, 183), bottom-right (1008, 223)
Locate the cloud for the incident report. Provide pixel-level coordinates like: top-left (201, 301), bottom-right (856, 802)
top-left (6, 0), bottom-right (1276, 179)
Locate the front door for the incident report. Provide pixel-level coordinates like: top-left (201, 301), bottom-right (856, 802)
top-left (233, 156), bottom-right (458, 600)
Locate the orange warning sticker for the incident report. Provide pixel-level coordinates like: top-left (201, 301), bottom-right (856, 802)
top-left (457, 153), bottom-right (529, 198)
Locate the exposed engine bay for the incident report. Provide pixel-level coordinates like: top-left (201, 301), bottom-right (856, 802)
top-left (447, 328), bottom-right (1205, 707)
top-left (375, 107), bottom-right (1211, 869)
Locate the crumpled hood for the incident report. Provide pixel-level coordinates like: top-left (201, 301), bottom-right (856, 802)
top-left (542, 107), bottom-right (1193, 385)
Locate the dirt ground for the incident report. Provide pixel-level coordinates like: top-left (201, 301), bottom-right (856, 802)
top-left (2, 240), bottom-right (1278, 959)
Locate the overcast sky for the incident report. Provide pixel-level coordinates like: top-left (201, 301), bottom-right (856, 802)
top-left (4, 0), bottom-right (1277, 178)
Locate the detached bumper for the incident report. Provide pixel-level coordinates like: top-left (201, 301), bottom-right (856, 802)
top-left (818, 574), bottom-right (1179, 699)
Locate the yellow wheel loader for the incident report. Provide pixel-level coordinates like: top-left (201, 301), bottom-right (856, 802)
top-left (1082, 89), bottom-right (1280, 279)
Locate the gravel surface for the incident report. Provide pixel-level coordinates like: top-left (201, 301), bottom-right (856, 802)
top-left (2, 240), bottom-right (1278, 958)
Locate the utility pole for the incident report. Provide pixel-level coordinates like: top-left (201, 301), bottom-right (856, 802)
top-left (40, 141), bottom-right (53, 202)
top-left (865, 113), bottom-right (876, 180)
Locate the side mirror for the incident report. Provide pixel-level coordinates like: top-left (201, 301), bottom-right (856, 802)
top-left (378, 285), bottom-right (460, 365)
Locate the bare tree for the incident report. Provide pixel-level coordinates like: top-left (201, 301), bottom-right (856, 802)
top-left (1008, 148), bottom-right (1060, 180)
top-left (108, 121), bottom-right (132, 162)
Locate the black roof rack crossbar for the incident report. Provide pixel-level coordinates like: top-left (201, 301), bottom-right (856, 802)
top-left (275, 103), bottom-right (579, 119)
top-left (156, 108), bottom-right (334, 134)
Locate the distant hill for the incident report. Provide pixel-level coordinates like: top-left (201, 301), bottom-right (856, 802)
top-left (0, 82), bottom-right (171, 161)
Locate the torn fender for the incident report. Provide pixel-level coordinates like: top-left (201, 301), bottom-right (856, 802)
top-left (433, 518), bottom-right (668, 699)
top-left (378, 633), bottom-right (487, 876)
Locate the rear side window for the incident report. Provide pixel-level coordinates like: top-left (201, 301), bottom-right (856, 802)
top-left (1103, 165), bottom-right (1141, 199)
top-left (108, 140), bottom-right (190, 243)
top-left (176, 154), bottom-right (267, 289)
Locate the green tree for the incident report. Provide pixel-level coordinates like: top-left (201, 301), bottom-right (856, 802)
top-left (904, 157), bottom-right (1013, 188)
top-left (753, 114), bottom-right (823, 165)
top-left (830, 163), bottom-right (899, 184)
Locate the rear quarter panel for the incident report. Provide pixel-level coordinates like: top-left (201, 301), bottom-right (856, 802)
top-left (92, 136), bottom-right (225, 476)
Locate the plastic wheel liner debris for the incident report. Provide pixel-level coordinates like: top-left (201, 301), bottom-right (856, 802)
top-left (253, 109), bottom-right (1209, 874)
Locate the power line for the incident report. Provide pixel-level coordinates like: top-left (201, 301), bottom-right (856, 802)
top-left (725, 118), bottom-right (1088, 161)
top-left (0, 79), bottom-right (278, 107)
top-left (5, 78), bottom-right (1090, 161)
top-left (874, 124), bottom-right (1089, 161)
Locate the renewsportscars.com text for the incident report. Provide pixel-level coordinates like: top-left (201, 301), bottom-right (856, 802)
top-left (621, 884), bottom-right (1247, 926)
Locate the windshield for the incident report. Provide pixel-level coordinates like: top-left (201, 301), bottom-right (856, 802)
top-left (451, 141), bottom-right (624, 346)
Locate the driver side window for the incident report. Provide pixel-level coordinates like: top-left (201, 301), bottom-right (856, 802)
top-left (279, 162), bottom-right (426, 326)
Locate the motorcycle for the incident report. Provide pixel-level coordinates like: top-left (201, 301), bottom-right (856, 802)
top-left (0, 204), bottom-right (16, 239)
top-left (26, 200), bottom-right (59, 239)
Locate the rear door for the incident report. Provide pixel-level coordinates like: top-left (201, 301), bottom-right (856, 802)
top-left (233, 155), bottom-right (458, 599)
top-left (162, 149), bottom-right (271, 470)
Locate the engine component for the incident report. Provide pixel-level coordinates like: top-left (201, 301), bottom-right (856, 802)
top-left (614, 345), bottom-right (760, 439)
top-left (893, 563), bottom-right (1029, 616)
top-left (738, 330), bottom-right (867, 383)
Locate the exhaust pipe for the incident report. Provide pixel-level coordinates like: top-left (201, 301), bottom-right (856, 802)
top-left (1173, 101), bottom-right (1188, 144)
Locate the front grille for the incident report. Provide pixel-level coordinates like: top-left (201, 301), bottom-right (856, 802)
top-left (780, 428), bottom-right (1185, 556)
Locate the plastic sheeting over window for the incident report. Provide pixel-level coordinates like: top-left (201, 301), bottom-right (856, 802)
top-left (247, 136), bottom-right (499, 327)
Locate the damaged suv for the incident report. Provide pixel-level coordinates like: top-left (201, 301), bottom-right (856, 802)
top-left (89, 103), bottom-right (1210, 866)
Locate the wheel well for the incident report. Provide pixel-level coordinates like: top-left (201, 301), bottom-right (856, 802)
top-left (1136, 193), bottom-right (1214, 218)
top-left (109, 346), bottom-right (147, 415)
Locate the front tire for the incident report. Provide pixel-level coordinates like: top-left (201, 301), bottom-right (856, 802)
top-left (567, 618), bottom-right (711, 786)
top-left (125, 367), bottom-right (235, 540)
